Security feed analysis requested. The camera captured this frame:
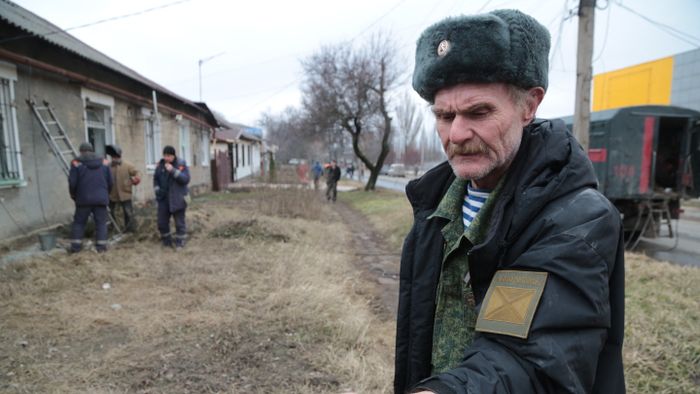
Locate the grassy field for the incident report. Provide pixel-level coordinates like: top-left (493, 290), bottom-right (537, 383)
top-left (0, 188), bottom-right (393, 393)
top-left (341, 188), bottom-right (700, 394)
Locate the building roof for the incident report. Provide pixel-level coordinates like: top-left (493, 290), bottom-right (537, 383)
top-left (0, 0), bottom-right (207, 116)
top-left (211, 112), bottom-right (263, 143)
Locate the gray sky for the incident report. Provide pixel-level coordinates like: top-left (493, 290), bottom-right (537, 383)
top-left (13, 0), bottom-right (700, 126)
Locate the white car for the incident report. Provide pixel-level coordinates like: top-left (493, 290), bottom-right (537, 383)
top-left (387, 163), bottom-right (406, 177)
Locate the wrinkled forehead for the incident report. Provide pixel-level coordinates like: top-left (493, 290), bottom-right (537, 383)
top-left (432, 82), bottom-right (514, 109)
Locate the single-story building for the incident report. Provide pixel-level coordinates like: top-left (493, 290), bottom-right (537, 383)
top-left (210, 114), bottom-right (263, 188)
top-left (0, 0), bottom-right (218, 241)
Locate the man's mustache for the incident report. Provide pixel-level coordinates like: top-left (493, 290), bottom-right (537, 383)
top-left (447, 141), bottom-right (489, 157)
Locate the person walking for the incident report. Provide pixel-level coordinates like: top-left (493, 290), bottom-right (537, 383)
top-left (68, 142), bottom-right (112, 253)
top-left (395, 9), bottom-right (625, 394)
top-left (106, 145), bottom-right (140, 232)
top-left (325, 159), bottom-right (341, 202)
top-left (311, 161), bottom-right (323, 190)
top-left (154, 145), bottom-right (190, 249)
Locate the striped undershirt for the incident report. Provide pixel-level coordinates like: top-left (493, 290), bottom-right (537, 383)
top-left (462, 183), bottom-right (492, 230)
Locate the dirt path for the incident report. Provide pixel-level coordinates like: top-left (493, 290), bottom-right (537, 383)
top-left (334, 201), bottom-right (401, 318)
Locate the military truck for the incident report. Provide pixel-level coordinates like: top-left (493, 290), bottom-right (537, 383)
top-left (561, 105), bottom-right (700, 246)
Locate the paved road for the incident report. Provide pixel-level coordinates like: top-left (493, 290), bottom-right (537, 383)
top-left (361, 174), bottom-right (700, 267)
top-left (636, 205), bottom-right (700, 267)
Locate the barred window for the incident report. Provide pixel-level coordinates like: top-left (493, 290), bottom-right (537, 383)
top-left (144, 112), bottom-right (161, 172)
top-left (0, 75), bottom-right (23, 185)
top-left (179, 121), bottom-right (191, 165)
top-left (199, 130), bottom-right (210, 167)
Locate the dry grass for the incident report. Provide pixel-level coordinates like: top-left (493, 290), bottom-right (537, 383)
top-left (623, 253), bottom-right (700, 393)
top-left (338, 189), bottom-right (412, 252)
top-left (342, 187), bottom-right (700, 393)
top-left (0, 189), bottom-right (393, 393)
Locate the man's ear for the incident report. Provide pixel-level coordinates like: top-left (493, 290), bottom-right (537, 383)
top-left (523, 87), bottom-right (545, 123)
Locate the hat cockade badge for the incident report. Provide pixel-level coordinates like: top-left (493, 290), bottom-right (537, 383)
top-left (437, 40), bottom-right (451, 57)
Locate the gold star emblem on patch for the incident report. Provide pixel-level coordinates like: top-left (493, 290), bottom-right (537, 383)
top-left (483, 286), bottom-right (535, 324)
top-left (476, 270), bottom-right (548, 339)
top-left (437, 40), bottom-right (451, 57)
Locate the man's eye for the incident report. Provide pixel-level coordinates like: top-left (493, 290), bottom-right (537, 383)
top-left (436, 113), bottom-right (455, 121)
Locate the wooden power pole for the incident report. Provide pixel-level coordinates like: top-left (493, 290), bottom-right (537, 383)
top-left (573, 0), bottom-right (596, 151)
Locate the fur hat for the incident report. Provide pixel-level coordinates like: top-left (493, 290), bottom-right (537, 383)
top-left (105, 144), bottom-right (122, 158)
top-left (78, 142), bottom-right (94, 153)
top-left (163, 145), bottom-right (176, 156)
top-left (412, 9), bottom-right (550, 102)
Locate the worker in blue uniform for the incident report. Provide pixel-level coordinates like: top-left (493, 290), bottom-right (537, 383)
top-left (68, 142), bottom-right (113, 253)
top-left (153, 145), bottom-right (190, 249)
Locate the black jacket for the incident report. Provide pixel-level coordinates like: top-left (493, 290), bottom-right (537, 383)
top-left (326, 166), bottom-right (341, 183)
top-left (153, 158), bottom-right (190, 212)
top-left (395, 119), bottom-right (625, 394)
top-left (68, 153), bottom-right (112, 206)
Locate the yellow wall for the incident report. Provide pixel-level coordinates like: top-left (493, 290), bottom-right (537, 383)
top-left (592, 57), bottom-right (674, 111)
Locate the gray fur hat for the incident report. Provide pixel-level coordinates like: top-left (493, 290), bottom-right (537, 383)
top-left (412, 9), bottom-right (551, 103)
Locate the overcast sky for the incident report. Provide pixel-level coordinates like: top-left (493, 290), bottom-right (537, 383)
top-left (12, 0), bottom-right (700, 127)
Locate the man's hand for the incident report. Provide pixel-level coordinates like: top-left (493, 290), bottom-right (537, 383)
top-left (164, 163), bottom-right (174, 172)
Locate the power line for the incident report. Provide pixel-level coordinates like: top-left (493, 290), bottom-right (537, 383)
top-left (592, 3), bottom-right (612, 63)
top-left (232, 0), bottom-right (411, 119)
top-left (233, 80), bottom-right (299, 118)
top-left (0, 0), bottom-right (193, 44)
top-left (350, 0), bottom-right (409, 41)
top-left (615, 1), bottom-right (700, 47)
top-left (548, 1), bottom-right (577, 72)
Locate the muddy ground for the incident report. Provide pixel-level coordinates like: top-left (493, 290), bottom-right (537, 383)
top-left (0, 188), bottom-right (395, 393)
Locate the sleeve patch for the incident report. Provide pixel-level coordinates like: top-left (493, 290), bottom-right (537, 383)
top-left (475, 270), bottom-right (547, 339)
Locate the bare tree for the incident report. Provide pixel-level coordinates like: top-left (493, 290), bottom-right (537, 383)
top-left (301, 33), bottom-right (402, 191)
top-left (259, 107), bottom-right (325, 164)
top-left (394, 90), bottom-right (424, 162)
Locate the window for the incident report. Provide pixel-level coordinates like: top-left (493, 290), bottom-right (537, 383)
top-left (81, 88), bottom-right (114, 158)
top-left (144, 110), bottom-right (161, 171)
top-left (85, 104), bottom-right (110, 158)
top-left (248, 145), bottom-right (252, 166)
top-left (0, 63), bottom-right (23, 186)
top-left (199, 130), bottom-right (210, 167)
top-left (179, 121), bottom-right (191, 165)
top-left (241, 143), bottom-right (245, 167)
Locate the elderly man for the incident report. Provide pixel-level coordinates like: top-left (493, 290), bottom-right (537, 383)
top-left (395, 10), bottom-right (625, 394)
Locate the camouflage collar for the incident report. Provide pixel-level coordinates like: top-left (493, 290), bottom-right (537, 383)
top-left (429, 177), bottom-right (469, 222)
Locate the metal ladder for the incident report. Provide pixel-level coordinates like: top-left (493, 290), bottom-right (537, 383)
top-left (28, 99), bottom-right (122, 234)
top-left (28, 99), bottom-right (78, 176)
top-left (648, 199), bottom-right (674, 238)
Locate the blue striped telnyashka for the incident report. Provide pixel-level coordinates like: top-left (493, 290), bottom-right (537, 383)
top-left (462, 183), bottom-right (492, 230)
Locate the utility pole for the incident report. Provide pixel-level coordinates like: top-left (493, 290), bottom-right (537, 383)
top-left (573, 0), bottom-right (596, 151)
top-left (198, 52), bottom-right (225, 101)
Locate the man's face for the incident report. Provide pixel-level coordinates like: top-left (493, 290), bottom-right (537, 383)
top-left (331, 161), bottom-right (337, 168)
top-left (432, 83), bottom-right (542, 189)
top-left (163, 154), bottom-right (175, 163)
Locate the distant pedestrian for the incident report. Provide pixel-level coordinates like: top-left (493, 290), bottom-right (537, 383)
top-left (312, 161), bottom-right (323, 190)
top-left (346, 163), bottom-right (355, 179)
top-left (154, 145), bottom-right (190, 249)
top-left (106, 145), bottom-right (140, 232)
top-left (325, 159), bottom-right (341, 202)
top-left (68, 142), bottom-right (112, 253)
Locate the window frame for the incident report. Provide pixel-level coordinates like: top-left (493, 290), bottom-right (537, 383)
top-left (0, 62), bottom-right (25, 188)
top-left (199, 129), bottom-right (210, 167)
top-left (178, 120), bottom-right (192, 165)
top-left (143, 107), bottom-right (161, 173)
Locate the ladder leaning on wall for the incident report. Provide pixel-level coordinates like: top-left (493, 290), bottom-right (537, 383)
top-left (27, 99), bottom-right (122, 234)
top-left (28, 99), bottom-right (78, 176)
